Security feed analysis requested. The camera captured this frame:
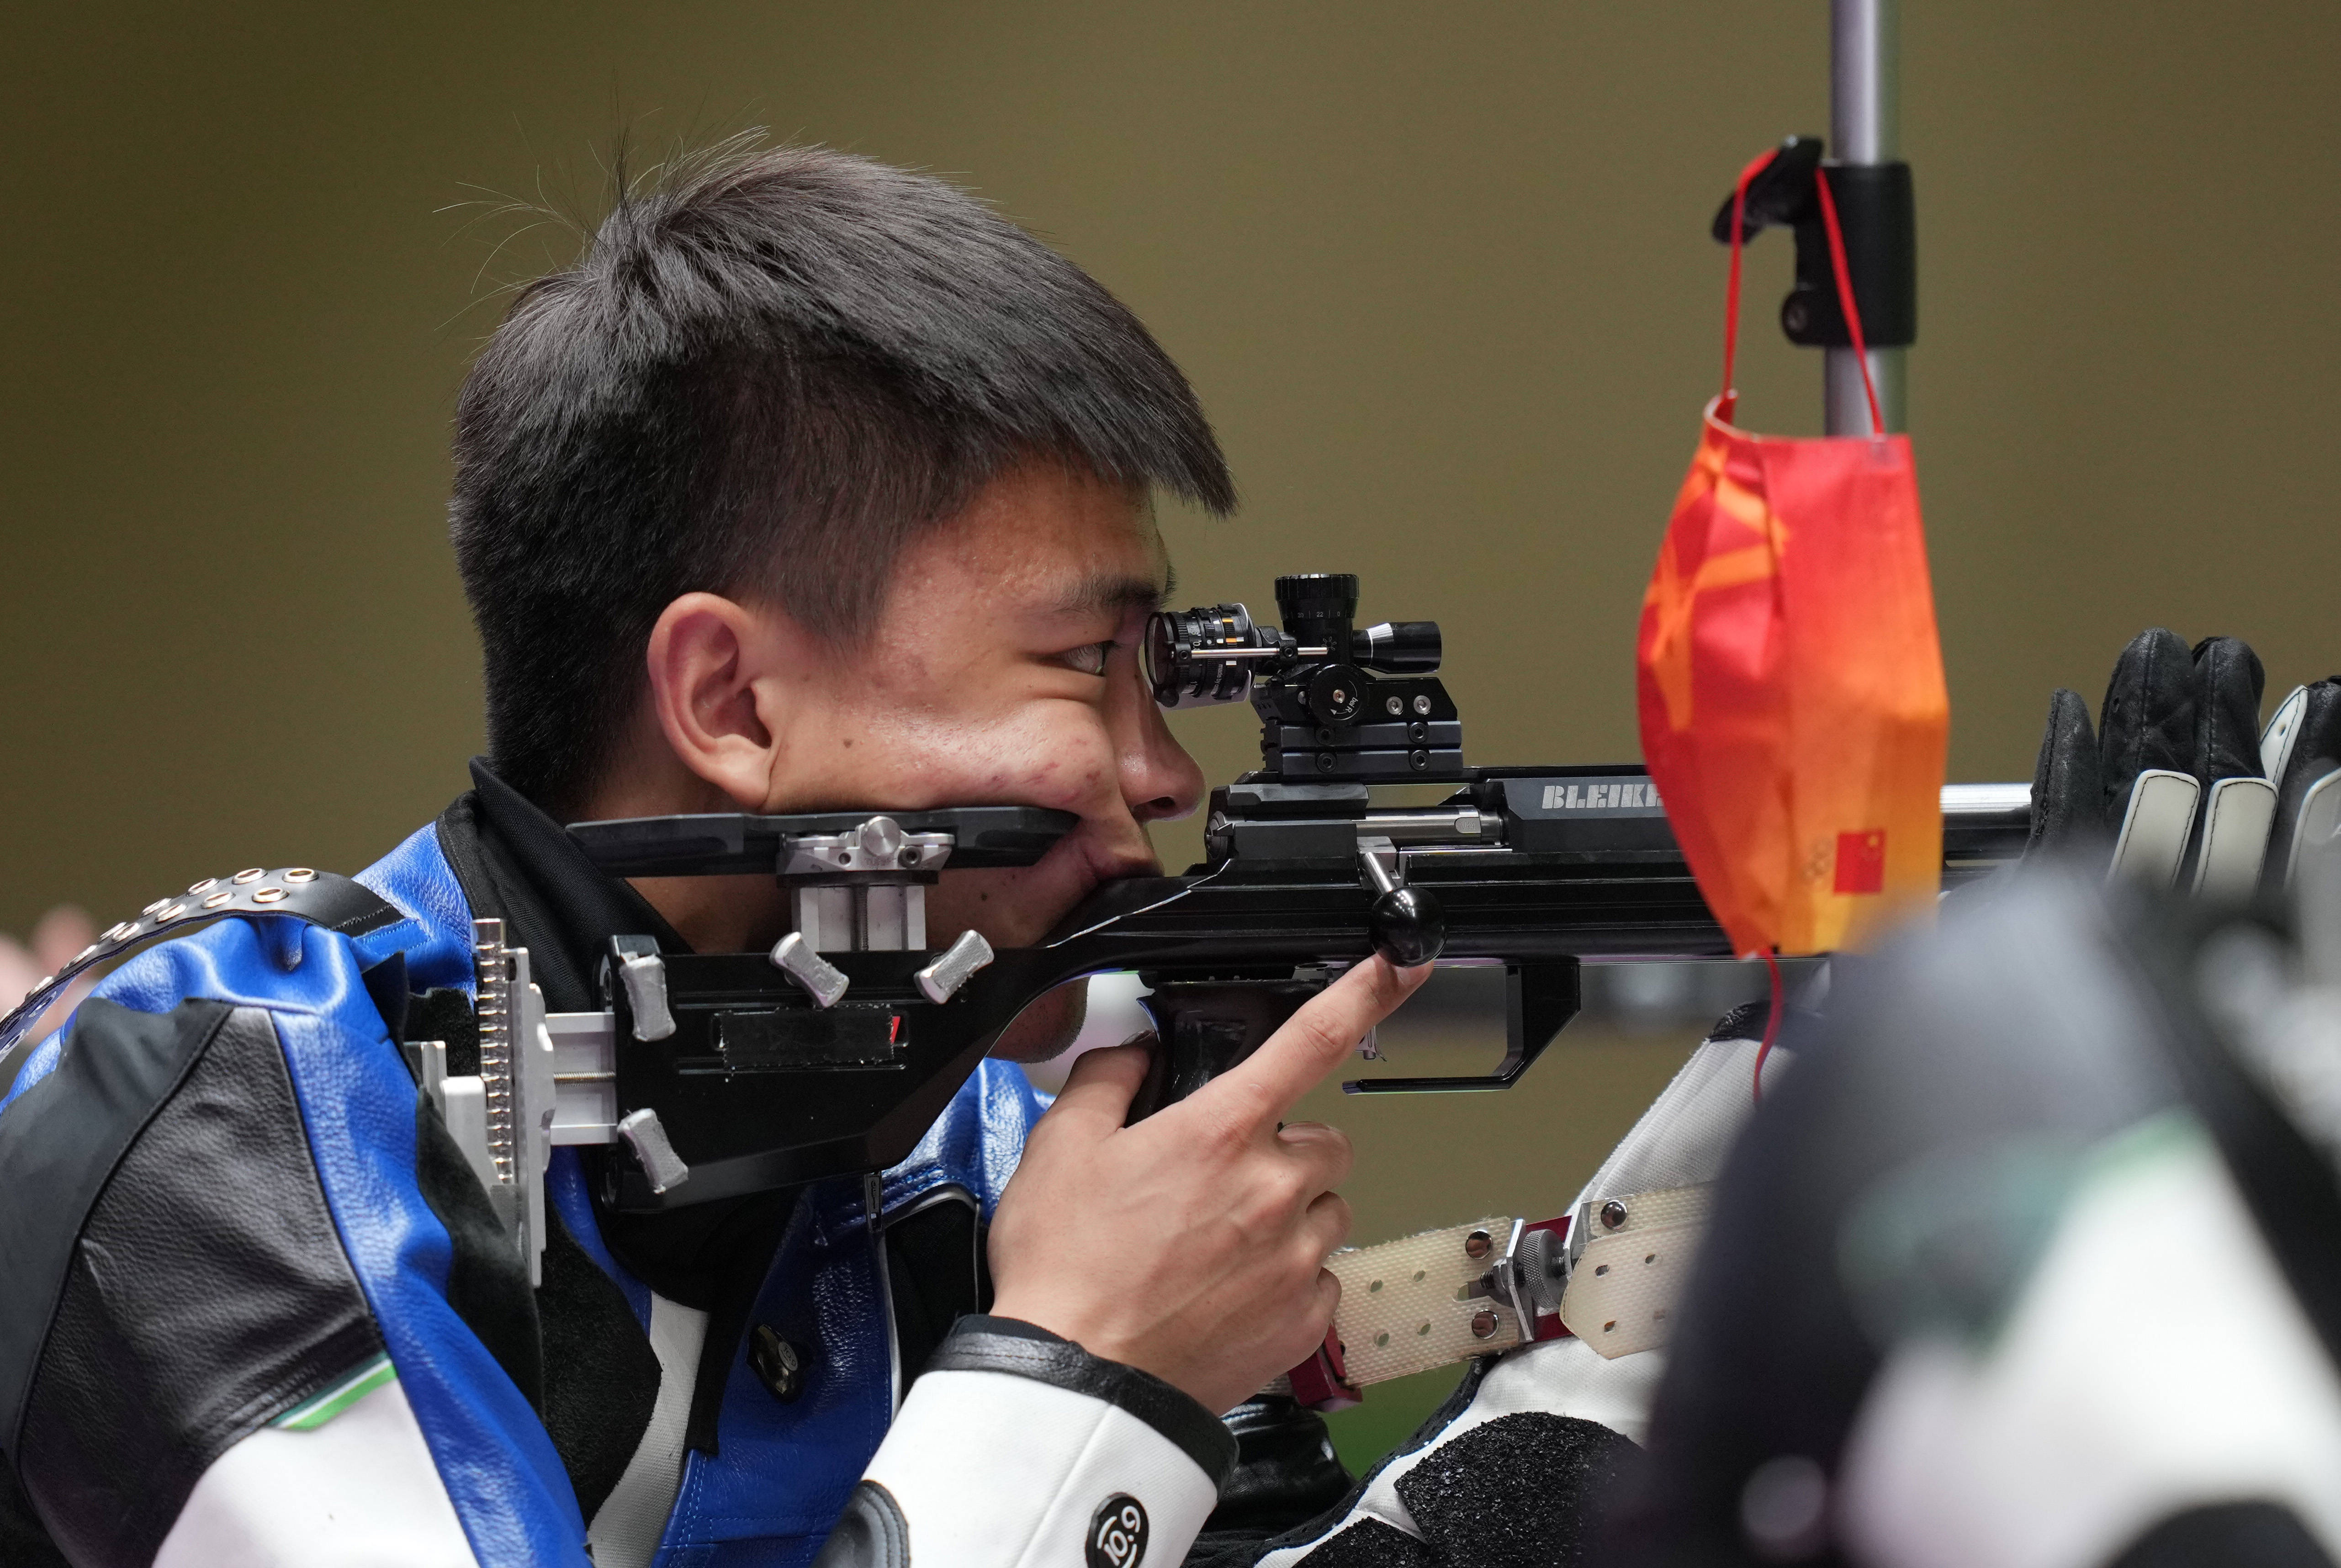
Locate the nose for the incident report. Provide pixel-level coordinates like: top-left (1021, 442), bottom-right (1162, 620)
top-left (1110, 652), bottom-right (1205, 823)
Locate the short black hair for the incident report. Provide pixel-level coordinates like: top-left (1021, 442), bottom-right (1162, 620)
top-left (449, 139), bottom-right (1234, 815)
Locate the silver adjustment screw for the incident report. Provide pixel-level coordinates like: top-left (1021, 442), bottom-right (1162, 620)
top-left (913, 929), bottom-right (995, 1003)
top-left (620, 953), bottom-right (678, 1041)
top-left (770, 931), bottom-right (851, 1008)
top-left (616, 1108), bottom-right (692, 1196)
top-left (858, 816), bottom-right (906, 861)
top-left (1412, 694), bottom-right (1432, 716)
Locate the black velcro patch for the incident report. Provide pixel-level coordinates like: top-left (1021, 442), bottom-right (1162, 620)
top-left (405, 987), bottom-right (482, 1078)
top-left (1300, 1517), bottom-right (1437, 1567)
top-left (1393, 1413), bottom-right (1633, 1568)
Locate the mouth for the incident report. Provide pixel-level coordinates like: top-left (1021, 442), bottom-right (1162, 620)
top-left (924, 820), bottom-right (1163, 953)
top-left (1069, 830), bottom-right (1163, 896)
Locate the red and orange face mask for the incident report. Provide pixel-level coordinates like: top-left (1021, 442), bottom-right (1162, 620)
top-left (1637, 149), bottom-right (1949, 959)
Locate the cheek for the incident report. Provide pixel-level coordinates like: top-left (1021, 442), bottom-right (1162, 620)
top-left (816, 703), bottom-right (1115, 814)
top-left (949, 708), bottom-right (1120, 813)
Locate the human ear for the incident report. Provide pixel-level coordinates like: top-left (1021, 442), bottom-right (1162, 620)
top-left (644, 592), bottom-right (795, 809)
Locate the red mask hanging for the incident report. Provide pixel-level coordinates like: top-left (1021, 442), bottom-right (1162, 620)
top-left (1636, 148), bottom-right (1949, 959)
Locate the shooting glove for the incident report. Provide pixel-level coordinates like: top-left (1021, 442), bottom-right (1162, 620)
top-left (2023, 630), bottom-right (2305, 896)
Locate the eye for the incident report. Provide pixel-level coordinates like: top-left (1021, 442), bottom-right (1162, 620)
top-left (1052, 641), bottom-right (1114, 677)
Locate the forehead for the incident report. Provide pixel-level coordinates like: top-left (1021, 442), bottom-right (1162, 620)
top-left (892, 461), bottom-right (1170, 617)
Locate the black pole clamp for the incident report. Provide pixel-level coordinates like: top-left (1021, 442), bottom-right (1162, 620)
top-left (1712, 134), bottom-right (1916, 350)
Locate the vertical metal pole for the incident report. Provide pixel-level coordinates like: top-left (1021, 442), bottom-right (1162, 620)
top-left (1827, 0), bottom-right (1905, 434)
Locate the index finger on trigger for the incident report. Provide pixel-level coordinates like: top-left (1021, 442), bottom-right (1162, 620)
top-left (1200, 955), bottom-right (1430, 1130)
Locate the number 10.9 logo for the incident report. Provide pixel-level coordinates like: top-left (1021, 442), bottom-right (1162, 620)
top-left (1086, 1494), bottom-right (1149, 1568)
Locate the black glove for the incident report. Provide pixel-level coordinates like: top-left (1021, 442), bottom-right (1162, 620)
top-left (2025, 630), bottom-right (2282, 895)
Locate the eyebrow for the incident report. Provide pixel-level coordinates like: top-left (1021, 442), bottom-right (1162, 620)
top-left (1051, 567), bottom-right (1174, 620)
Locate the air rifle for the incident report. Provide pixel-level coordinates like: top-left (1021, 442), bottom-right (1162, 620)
top-left (0, 573), bottom-right (2029, 1295)
top-left (546, 572), bottom-right (2029, 1225)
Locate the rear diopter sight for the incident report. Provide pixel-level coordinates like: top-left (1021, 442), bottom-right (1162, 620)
top-left (1143, 572), bottom-right (1461, 781)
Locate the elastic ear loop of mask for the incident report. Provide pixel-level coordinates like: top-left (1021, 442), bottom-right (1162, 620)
top-left (1720, 148), bottom-right (1886, 439)
top-left (1753, 950), bottom-right (1783, 1102)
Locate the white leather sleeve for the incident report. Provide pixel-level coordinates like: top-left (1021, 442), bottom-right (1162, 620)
top-left (153, 1372), bottom-right (480, 1568)
top-left (845, 1319), bottom-right (1231, 1568)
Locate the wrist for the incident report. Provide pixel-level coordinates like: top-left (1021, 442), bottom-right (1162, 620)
top-left (985, 1293), bottom-right (1113, 1357)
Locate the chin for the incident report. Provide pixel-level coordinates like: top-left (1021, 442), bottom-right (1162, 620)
top-left (985, 979), bottom-right (1089, 1063)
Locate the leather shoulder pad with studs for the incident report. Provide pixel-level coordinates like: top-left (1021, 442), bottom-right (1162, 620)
top-left (0, 868), bottom-right (404, 1060)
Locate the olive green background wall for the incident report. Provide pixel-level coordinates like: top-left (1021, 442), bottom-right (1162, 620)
top-left (5, 0), bottom-right (2337, 930)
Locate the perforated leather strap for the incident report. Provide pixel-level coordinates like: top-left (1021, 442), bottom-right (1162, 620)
top-left (0, 869), bottom-right (403, 1063)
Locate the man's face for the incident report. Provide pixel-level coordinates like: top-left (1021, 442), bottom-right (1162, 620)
top-left (749, 462), bottom-right (1205, 1056)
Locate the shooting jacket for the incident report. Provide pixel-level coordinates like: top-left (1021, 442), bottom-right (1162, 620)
top-left (0, 762), bottom-right (1234, 1568)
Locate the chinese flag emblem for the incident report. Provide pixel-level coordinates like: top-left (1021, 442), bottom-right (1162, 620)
top-left (1834, 830), bottom-right (1887, 895)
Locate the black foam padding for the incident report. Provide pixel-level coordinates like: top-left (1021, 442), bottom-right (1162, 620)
top-left (2026, 688), bottom-right (2105, 857)
top-left (1298, 1517), bottom-right (1439, 1568)
top-left (412, 1091), bottom-right (542, 1409)
top-left (2267, 679), bottom-right (2341, 891)
top-left (536, 1206), bottom-right (660, 1524)
top-left (2191, 636), bottom-right (2267, 784)
top-left (1393, 1413), bottom-right (1634, 1568)
top-left (2097, 629), bottom-right (2197, 832)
